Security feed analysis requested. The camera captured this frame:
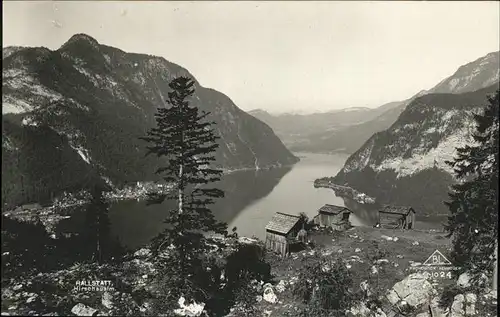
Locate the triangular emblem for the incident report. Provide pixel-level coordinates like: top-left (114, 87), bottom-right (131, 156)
top-left (423, 250), bottom-right (452, 265)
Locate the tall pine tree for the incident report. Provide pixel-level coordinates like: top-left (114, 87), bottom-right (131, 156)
top-left (444, 90), bottom-right (499, 279)
top-left (83, 184), bottom-right (112, 264)
top-left (141, 76), bottom-right (228, 306)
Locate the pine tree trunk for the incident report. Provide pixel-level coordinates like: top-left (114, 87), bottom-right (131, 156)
top-left (97, 212), bottom-right (101, 263)
top-left (178, 163), bottom-right (183, 214)
top-left (493, 240), bottom-right (498, 290)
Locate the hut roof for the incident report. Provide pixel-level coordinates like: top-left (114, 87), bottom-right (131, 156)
top-left (319, 204), bottom-right (350, 215)
top-left (265, 212), bottom-right (301, 235)
top-left (379, 205), bottom-right (414, 215)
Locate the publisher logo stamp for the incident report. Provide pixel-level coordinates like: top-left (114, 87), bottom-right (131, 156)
top-left (409, 249), bottom-right (459, 280)
top-left (73, 280), bottom-right (115, 292)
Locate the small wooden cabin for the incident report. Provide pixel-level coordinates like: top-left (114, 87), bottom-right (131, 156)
top-left (378, 206), bottom-right (415, 229)
top-left (265, 212), bottom-right (303, 257)
top-left (313, 204), bottom-right (352, 231)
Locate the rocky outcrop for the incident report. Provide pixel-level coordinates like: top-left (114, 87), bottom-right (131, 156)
top-left (71, 303), bottom-right (98, 316)
top-left (386, 273), bottom-right (437, 310)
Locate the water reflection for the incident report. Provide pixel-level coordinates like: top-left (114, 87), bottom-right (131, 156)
top-left (341, 197), bottom-right (380, 226)
top-left (57, 167), bottom-right (292, 250)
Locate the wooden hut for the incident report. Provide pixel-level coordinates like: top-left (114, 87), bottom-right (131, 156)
top-left (377, 206), bottom-right (415, 229)
top-left (313, 204), bottom-right (352, 231)
top-left (265, 212), bottom-right (302, 257)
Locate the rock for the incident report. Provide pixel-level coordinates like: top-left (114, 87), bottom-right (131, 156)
top-left (393, 263), bottom-right (399, 268)
top-left (360, 280), bottom-right (372, 296)
top-left (133, 248), bottom-right (151, 258)
top-left (322, 264), bottom-right (331, 272)
top-left (374, 308), bottom-right (387, 317)
top-left (256, 295), bottom-right (263, 302)
top-left (376, 259), bottom-right (389, 264)
top-left (238, 237), bottom-right (258, 244)
top-left (389, 273), bottom-right (436, 309)
top-left (371, 266), bottom-right (379, 275)
top-left (456, 273), bottom-right (471, 288)
top-left (381, 235), bottom-right (393, 241)
top-left (429, 296), bottom-right (449, 317)
top-left (393, 237), bottom-right (399, 242)
top-left (448, 293), bottom-right (478, 317)
top-left (101, 292), bottom-right (113, 309)
top-left (348, 302), bottom-right (371, 316)
top-left (338, 249), bottom-right (343, 254)
top-left (275, 280), bottom-right (286, 293)
top-left (263, 287), bottom-right (277, 304)
top-left (262, 283), bottom-right (273, 290)
top-left (173, 296), bottom-right (205, 316)
top-left (450, 294), bottom-right (465, 317)
top-left (412, 241), bottom-right (420, 246)
top-left (355, 248), bottom-right (362, 253)
top-left (386, 289), bottom-right (400, 305)
top-left (396, 255), bottom-right (404, 258)
top-left (465, 293), bottom-right (476, 315)
top-left (457, 272), bottom-right (488, 288)
top-left (346, 264), bottom-right (352, 269)
top-left (26, 294), bottom-right (38, 303)
top-left (321, 250), bottom-right (333, 256)
top-left (71, 303), bottom-right (98, 316)
top-left (13, 284), bottom-right (22, 291)
top-left (483, 289), bottom-right (497, 301)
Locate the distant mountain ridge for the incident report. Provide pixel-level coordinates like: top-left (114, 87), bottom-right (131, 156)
top-left (329, 83), bottom-right (499, 216)
top-left (1, 33), bottom-right (298, 208)
top-left (252, 51), bottom-right (499, 154)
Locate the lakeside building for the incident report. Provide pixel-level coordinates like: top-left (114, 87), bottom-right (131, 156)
top-left (313, 204), bottom-right (352, 231)
top-left (377, 205), bottom-right (416, 229)
top-left (265, 212), bottom-right (304, 257)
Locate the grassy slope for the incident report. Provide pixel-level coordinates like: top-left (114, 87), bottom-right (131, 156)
top-left (259, 226), bottom-right (455, 316)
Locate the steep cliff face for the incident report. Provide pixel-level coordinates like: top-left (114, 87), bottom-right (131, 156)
top-left (1, 33), bottom-right (298, 207)
top-left (429, 51), bottom-right (499, 94)
top-left (331, 84), bottom-right (499, 215)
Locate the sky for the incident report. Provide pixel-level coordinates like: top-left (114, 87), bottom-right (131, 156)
top-left (3, 1), bottom-right (500, 114)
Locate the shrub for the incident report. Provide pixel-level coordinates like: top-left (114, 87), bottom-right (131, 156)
top-left (293, 254), bottom-right (355, 315)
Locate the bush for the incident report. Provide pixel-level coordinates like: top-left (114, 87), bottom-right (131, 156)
top-left (365, 241), bottom-right (389, 263)
top-left (150, 241), bottom-right (271, 317)
top-left (293, 254), bottom-right (355, 315)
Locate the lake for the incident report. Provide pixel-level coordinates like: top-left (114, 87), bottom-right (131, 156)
top-left (57, 152), bottom-right (446, 251)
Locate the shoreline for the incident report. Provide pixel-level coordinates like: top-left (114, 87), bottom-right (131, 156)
top-left (313, 179), bottom-right (376, 205)
top-left (3, 162), bottom-right (299, 233)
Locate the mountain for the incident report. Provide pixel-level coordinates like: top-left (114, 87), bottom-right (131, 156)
top-left (248, 106), bottom-right (391, 150)
top-left (257, 51), bottom-right (500, 154)
top-left (327, 84), bottom-right (499, 216)
top-left (429, 51), bottom-right (499, 94)
top-left (1, 33), bottom-right (298, 208)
